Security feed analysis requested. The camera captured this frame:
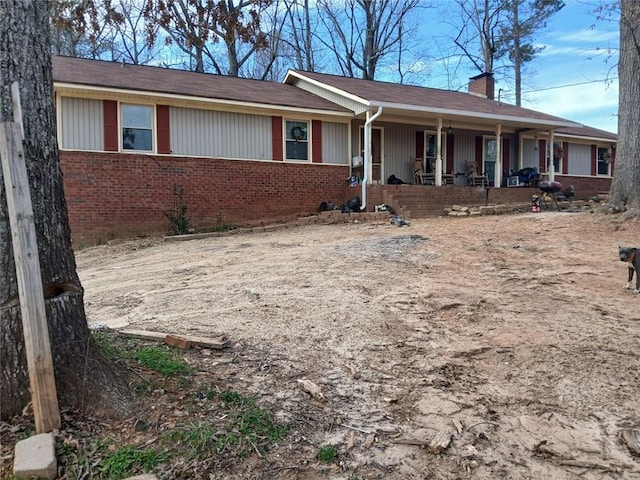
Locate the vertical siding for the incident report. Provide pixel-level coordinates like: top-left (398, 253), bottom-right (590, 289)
top-left (321, 121), bottom-right (349, 164)
top-left (59, 97), bottom-right (103, 150)
top-left (567, 143), bottom-right (592, 175)
top-left (521, 138), bottom-right (538, 169)
top-left (170, 107), bottom-right (272, 160)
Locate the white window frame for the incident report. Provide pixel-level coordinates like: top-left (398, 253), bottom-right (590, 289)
top-left (121, 103), bottom-right (155, 152)
top-left (284, 119), bottom-right (310, 162)
top-left (423, 130), bottom-right (447, 173)
top-left (483, 135), bottom-right (497, 183)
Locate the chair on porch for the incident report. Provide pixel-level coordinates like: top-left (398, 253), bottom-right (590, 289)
top-left (465, 161), bottom-right (488, 187)
top-left (412, 157), bottom-right (433, 185)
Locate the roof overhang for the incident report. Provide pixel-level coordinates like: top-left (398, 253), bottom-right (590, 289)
top-left (54, 82), bottom-right (354, 121)
top-left (368, 101), bottom-right (582, 131)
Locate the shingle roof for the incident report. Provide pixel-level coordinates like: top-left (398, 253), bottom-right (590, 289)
top-left (52, 56), bottom-right (350, 113)
top-left (287, 70), bottom-right (585, 128)
top-left (555, 124), bottom-right (617, 140)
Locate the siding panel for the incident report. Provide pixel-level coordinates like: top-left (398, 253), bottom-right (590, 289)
top-left (321, 122), bottom-right (349, 164)
top-left (59, 97), bottom-right (103, 150)
top-left (566, 143), bottom-right (592, 175)
top-left (170, 107), bottom-right (272, 160)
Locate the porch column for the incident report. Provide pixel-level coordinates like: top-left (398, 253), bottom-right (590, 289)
top-left (548, 130), bottom-right (555, 182)
top-left (436, 118), bottom-right (443, 186)
top-left (495, 124), bottom-right (502, 188)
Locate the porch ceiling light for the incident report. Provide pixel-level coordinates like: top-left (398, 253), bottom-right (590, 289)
top-left (447, 122), bottom-right (453, 135)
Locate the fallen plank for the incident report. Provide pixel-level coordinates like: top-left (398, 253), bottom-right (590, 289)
top-left (119, 329), bottom-right (230, 349)
top-left (175, 334), bottom-right (230, 350)
top-left (119, 329), bottom-right (167, 341)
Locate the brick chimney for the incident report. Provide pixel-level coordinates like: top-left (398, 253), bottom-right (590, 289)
top-left (468, 72), bottom-right (495, 100)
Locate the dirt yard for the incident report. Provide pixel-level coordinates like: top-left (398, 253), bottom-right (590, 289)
top-left (74, 211), bottom-right (639, 479)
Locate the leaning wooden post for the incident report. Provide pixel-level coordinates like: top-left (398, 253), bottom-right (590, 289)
top-left (0, 85), bottom-right (60, 433)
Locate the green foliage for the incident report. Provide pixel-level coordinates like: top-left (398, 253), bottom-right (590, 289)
top-left (167, 391), bottom-right (286, 457)
top-left (97, 445), bottom-right (166, 480)
top-left (164, 184), bottom-right (189, 235)
top-left (132, 346), bottom-right (188, 377)
top-left (316, 444), bottom-right (338, 463)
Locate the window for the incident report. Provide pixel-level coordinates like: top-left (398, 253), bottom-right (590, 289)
top-left (122, 104), bottom-right (153, 151)
top-left (483, 137), bottom-right (497, 184)
top-left (597, 146), bottom-right (611, 176)
top-left (285, 120), bottom-right (309, 161)
top-left (424, 132), bottom-right (446, 173)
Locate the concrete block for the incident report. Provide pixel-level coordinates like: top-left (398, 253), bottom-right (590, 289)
top-left (13, 433), bottom-right (57, 480)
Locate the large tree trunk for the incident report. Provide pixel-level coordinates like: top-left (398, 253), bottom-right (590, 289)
top-left (608, 0), bottom-right (640, 211)
top-left (0, 0), bottom-right (131, 420)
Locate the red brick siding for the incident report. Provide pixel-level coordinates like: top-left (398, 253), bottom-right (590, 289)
top-left (355, 176), bottom-right (611, 214)
top-left (60, 151), bottom-right (349, 244)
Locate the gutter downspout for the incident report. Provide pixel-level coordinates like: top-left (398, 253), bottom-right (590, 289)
top-left (361, 106), bottom-right (383, 211)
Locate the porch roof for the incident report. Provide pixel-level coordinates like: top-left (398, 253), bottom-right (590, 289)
top-left (52, 56), bottom-right (352, 116)
top-left (284, 70), bottom-right (584, 131)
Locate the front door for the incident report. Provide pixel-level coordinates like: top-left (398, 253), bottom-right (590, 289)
top-left (360, 127), bottom-right (383, 183)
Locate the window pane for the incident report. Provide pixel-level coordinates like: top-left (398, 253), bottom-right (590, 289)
top-left (123, 127), bottom-right (152, 151)
top-left (286, 121), bottom-right (308, 141)
top-left (123, 105), bottom-right (152, 128)
top-left (286, 140), bottom-right (308, 160)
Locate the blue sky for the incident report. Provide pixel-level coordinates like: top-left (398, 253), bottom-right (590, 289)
top-left (420, 0), bottom-right (620, 134)
top-left (516, 0), bottom-right (619, 133)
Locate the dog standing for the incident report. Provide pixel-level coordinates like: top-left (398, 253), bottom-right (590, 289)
top-left (619, 246), bottom-right (640, 293)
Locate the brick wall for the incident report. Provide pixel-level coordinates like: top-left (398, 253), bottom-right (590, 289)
top-left (61, 151), bottom-right (351, 244)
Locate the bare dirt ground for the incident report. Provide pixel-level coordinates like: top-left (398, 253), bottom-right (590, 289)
top-left (55, 212), bottom-right (640, 478)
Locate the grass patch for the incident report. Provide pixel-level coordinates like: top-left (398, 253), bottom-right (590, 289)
top-left (317, 444), bottom-right (338, 463)
top-left (167, 390), bottom-right (286, 458)
top-left (97, 445), bottom-right (167, 480)
top-left (132, 346), bottom-right (188, 377)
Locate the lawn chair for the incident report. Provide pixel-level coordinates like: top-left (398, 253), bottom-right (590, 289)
top-left (465, 161), bottom-right (487, 187)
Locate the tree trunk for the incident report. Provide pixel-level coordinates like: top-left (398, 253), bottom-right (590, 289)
top-left (0, 0), bottom-right (131, 420)
top-left (608, 0), bottom-right (640, 211)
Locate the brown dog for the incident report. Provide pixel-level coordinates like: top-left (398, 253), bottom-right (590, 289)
top-left (619, 246), bottom-right (639, 293)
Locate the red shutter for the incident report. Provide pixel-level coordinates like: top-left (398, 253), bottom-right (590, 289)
top-left (591, 144), bottom-right (597, 176)
top-left (103, 100), bottom-right (118, 152)
top-left (475, 136), bottom-right (483, 172)
top-left (538, 139), bottom-right (547, 172)
top-left (502, 138), bottom-right (510, 172)
top-left (562, 141), bottom-right (569, 174)
top-left (311, 120), bottom-right (322, 163)
top-left (272, 116), bottom-right (283, 161)
top-left (415, 130), bottom-right (424, 158)
top-left (156, 105), bottom-right (171, 154)
top-left (446, 134), bottom-right (454, 173)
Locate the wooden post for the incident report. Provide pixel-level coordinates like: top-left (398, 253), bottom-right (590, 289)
top-left (0, 120), bottom-right (61, 433)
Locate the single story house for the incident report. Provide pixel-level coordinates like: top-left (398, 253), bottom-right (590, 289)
top-left (52, 56), bottom-right (617, 243)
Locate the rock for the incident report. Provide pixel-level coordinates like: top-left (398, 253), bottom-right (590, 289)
top-left (13, 433), bottom-right (56, 480)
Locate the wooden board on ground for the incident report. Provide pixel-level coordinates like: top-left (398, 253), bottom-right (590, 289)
top-left (119, 329), bottom-right (230, 349)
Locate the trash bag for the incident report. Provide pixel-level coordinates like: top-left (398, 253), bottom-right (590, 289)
top-left (341, 196), bottom-right (361, 213)
top-left (387, 174), bottom-right (406, 185)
